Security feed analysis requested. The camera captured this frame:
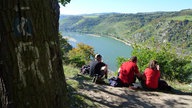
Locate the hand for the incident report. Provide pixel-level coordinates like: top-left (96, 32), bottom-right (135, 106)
top-left (156, 65), bottom-right (160, 70)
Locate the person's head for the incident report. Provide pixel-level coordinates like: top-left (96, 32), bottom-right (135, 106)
top-left (130, 56), bottom-right (137, 63)
top-left (95, 54), bottom-right (102, 62)
top-left (148, 60), bottom-right (158, 70)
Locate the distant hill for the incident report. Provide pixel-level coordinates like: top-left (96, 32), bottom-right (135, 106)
top-left (59, 9), bottom-right (192, 52)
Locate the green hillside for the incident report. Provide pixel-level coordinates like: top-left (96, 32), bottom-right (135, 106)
top-left (59, 9), bottom-right (192, 52)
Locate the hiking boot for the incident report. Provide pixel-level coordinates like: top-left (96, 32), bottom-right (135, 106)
top-left (92, 75), bottom-right (98, 83)
top-left (92, 77), bottom-right (96, 83)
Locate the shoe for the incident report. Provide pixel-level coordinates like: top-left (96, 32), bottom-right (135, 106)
top-left (92, 77), bottom-right (96, 83)
top-left (92, 75), bottom-right (98, 83)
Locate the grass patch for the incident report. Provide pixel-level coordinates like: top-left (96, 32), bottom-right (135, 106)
top-left (83, 15), bottom-right (99, 18)
top-left (64, 64), bottom-right (97, 107)
top-left (168, 81), bottom-right (192, 93)
top-left (168, 15), bottom-right (192, 21)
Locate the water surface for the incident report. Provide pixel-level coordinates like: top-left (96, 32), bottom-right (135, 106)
top-left (62, 32), bottom-right (132, 72)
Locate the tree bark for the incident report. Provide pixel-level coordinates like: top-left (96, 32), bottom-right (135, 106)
top-left (0, 0), bottom-right (69, 107)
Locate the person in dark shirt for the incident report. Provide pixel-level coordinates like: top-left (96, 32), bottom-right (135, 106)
top-left (89, 54), bottom-right (108, 83)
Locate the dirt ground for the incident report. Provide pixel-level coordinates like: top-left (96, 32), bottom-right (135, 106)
top-left (78, 81), bottom-right (192, 108)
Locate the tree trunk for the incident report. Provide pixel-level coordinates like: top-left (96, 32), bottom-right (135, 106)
top-left (0, 0), bottom-right (69, 107)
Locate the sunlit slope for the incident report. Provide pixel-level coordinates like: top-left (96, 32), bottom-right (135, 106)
top-left (60, 9), bottom-right (192, 51)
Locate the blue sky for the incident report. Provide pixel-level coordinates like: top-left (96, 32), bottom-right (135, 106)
top-left (60, 0), bottom-right (192, 15)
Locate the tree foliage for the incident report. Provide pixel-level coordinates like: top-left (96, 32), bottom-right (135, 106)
top-left (59, 33), bottom-right (72, 61)
top-left (131, 40), bottom-right (192, 82)
top-left (67, 43), bottom-right (95, 67)
top-left (116, 57), bottom-right (129, 68)
top-left (116, 37), bottom-right (192, 83)
top-left (58, 33), bottom-right (95, 67)
top-left (59, 0), bottom-right (71, 6)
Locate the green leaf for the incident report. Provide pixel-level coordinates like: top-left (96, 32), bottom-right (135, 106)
top-left (59, 0), bottom-right (71, 6)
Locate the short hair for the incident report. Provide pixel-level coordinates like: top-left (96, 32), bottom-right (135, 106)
top-left (95, 54), bottom-right (102, 59)
top-left (148, 60), bottom-right (158, 70)
top-left (130, 56), bottom-right (137, 62)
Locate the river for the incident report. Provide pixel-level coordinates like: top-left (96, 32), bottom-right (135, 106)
top-left (61, 32), bottom-right (133, 72)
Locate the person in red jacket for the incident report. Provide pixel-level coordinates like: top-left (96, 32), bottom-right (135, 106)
top-left (118, 56), bottom-right (142, 87)
top-left (142, 60), bottom-right (173, 91)
top-left (142, 60), bottom-right (160, 90)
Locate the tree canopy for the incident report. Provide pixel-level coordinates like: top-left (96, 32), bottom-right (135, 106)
top-left (59, 0), bottom-right (71, 6)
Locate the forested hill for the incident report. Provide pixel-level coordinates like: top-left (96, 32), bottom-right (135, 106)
top-left (59, 9), bottom-right (192, 52)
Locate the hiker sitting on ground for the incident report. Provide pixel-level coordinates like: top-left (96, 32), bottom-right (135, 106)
top-left (141, 60), bottom-right (172, 91)
top-left (89, 54), bottom-right (108, 83)
top-left (117, 56), bottom-right (142, 87)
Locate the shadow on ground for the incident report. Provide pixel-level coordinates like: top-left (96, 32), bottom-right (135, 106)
top-left (67, 74), bottom-right (192, 108)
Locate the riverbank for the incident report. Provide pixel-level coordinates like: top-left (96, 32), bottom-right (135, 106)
top-left (61, 32), bottom-right (133, 71)
top-left (87, 33), bottom-right (133, 46)
top-left (87, 34), bottom-right (101, 37)
top-left (110, 36), bottom-right (132, 46)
